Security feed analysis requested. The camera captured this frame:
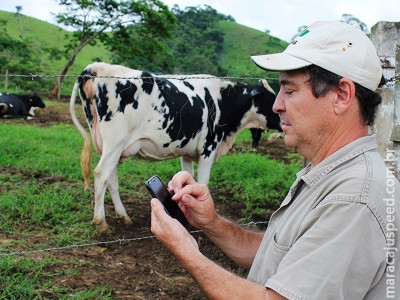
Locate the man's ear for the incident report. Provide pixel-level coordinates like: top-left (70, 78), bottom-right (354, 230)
top-left (333, 78), bottom-right (356, 115)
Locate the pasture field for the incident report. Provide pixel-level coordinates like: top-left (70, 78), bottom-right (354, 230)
top-left (0, 99), bottom-right (301, 299)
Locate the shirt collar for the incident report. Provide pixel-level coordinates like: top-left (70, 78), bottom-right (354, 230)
top-left (299, 135), bottom-right (377, 187)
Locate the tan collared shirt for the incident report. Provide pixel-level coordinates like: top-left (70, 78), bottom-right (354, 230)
top-left (248, 135), bottom-right (400, 299)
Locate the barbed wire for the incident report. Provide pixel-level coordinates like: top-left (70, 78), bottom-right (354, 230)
top-left (0, 220), bottom-right (268, 258)
top-left (0, 73), bottom-right (276, 82)
top-left (0, 234), bottom-right (159, 258)
top-left (1, 73), bottom-right (399, 84)
top-left (386, 75), bottom-right (400, 83)
top-left (384, 75), bottom-right (400, 84)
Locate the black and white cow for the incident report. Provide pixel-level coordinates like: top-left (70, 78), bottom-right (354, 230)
top-left (70, 62), bottom-right (281, 233)
top-left (0, 93), bottom-right (45, 119)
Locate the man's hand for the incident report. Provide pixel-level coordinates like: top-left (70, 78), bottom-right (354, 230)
top-left (168, 171), bottom-right (218, 231)
top-left (150, 197), bottom-right (198, 254)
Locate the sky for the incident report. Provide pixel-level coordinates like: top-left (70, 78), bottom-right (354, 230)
top-left (0, 0), bottom-right (399, 42)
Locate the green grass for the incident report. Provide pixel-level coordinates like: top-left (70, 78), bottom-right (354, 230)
top-left (0, 124), bottom-right (96, 246)
top-left (0, 256), bottom-right (61, 299)
top-left (0, 256), bottom-right (114, 299)
top-left (0, 124), bottom-right (83, 177)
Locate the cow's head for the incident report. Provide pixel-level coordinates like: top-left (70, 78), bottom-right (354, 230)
top-left (250, 79), bottom-right (282, 132)
top-left (29, 93), bottom-right (46, 108)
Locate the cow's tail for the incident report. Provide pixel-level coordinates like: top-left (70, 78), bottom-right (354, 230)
top-left (70, 81), bottom-right (92, 190)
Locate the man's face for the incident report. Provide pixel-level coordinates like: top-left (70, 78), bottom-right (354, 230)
top-left (273, 71), bottom-right (336, 157)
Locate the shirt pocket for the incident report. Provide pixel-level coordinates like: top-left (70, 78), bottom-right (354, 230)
top-left (263, 232), bottom-right (291, 276)
top-left (272, 232), bottom-right (291, 253)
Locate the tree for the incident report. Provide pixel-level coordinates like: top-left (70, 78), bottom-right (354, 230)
top-left (51, 0), bottom-right (176, 99)
top-left (107, 20), bottom-right (175, 73)
top-left (0, 12), bottom-right (49, 92)
top-left (341, 14), bottom-right (369, 34)
top-left (168, 5), bottom-right (232, 75)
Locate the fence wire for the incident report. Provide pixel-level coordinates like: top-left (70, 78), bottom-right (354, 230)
top-left (385, 74), bottom-right (400, 84)
top-left (0, 73), bottom-right (276, 82)
top-left (0, 221), bottom-right (268, 258)
top-left (1, 72), bottom-right (399, 85)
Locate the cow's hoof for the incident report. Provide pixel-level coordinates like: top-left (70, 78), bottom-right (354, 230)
top-left (123, 216), bottom-right (133, 226)
top-left (117, 215), bottom-right (133, 226)
top-left (97, 224), bottom-right (110, 235)
top-left (94, 220), bottom-right (110, 234)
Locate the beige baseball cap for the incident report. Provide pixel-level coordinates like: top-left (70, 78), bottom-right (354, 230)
top-left (251, 21), bottom-right (382, 91)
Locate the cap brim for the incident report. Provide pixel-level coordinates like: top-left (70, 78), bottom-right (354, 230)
top-left (251, 53), bottom-right (312, 71)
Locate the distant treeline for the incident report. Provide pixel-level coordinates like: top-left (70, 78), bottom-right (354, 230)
top-left (111, 5), bottom-right (234, 75)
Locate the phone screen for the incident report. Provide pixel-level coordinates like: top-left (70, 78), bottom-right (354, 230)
top-left (145, 175), bottom-right (189, 228)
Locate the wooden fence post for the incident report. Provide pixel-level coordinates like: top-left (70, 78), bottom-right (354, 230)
top-left (371, 21), bottom-right (400, 180)
top-left (4, 69), bottom-right (8, 91)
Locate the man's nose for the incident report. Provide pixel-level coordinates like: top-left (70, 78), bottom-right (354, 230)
top-left (273, 90), bottom-right (285, 113)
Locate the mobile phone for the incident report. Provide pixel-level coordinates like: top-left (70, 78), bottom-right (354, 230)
top-left (145, 175), bottom-right (189, 228)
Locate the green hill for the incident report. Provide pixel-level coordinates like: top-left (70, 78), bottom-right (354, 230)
top-left (0, 9), bottom-right (287, 95)
top-left (0, 11), bottom-right (110, 74)
top-left (217, 21), bottom-right (287, 79)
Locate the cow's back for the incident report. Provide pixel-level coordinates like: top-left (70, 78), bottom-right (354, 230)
top-left (0, 94), bottom-right (28, 116)
top-left (0, 94), bottom-right (23, 106)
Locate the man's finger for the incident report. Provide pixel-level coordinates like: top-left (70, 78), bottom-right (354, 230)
top-left (150, 198), bottom-right (170, 234)
top-left (169, 171), bottom-right (196, 190)
top-left (171, 183), bottom-right (204, 201)
top-left (151, 198), bottom-right (167, 219)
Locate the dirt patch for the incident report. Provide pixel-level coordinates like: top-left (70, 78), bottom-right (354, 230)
top-left (1, 100), bottom-right (293, 299)
top-left (44, 201), bottom-right (254, 299)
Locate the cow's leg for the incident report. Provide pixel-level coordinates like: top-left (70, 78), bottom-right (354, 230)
top-left (196, 157), bottom-right (214, 184)
top-left (250, 128), bottom-right (263, 149)
top-left (180, 157), bottom-right (195, 177)
top-left (92, 152), bottom-right (121, 233)
top-left (107, 167), bottom-right (132, 225)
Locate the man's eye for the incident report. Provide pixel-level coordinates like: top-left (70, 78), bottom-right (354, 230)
top-left (285, 90), bottom-right (294, 95)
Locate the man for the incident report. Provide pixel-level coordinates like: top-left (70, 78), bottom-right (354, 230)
top-left (150, 21), bottom-right (400, 299)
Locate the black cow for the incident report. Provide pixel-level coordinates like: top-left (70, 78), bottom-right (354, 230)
top-left (0, 93), bottom-right (45, 119)
top-left (70, 62), bottom-right (281, 232)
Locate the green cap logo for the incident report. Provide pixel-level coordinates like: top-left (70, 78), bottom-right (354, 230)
top-left (299, 29), bottom-right (310, 37)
